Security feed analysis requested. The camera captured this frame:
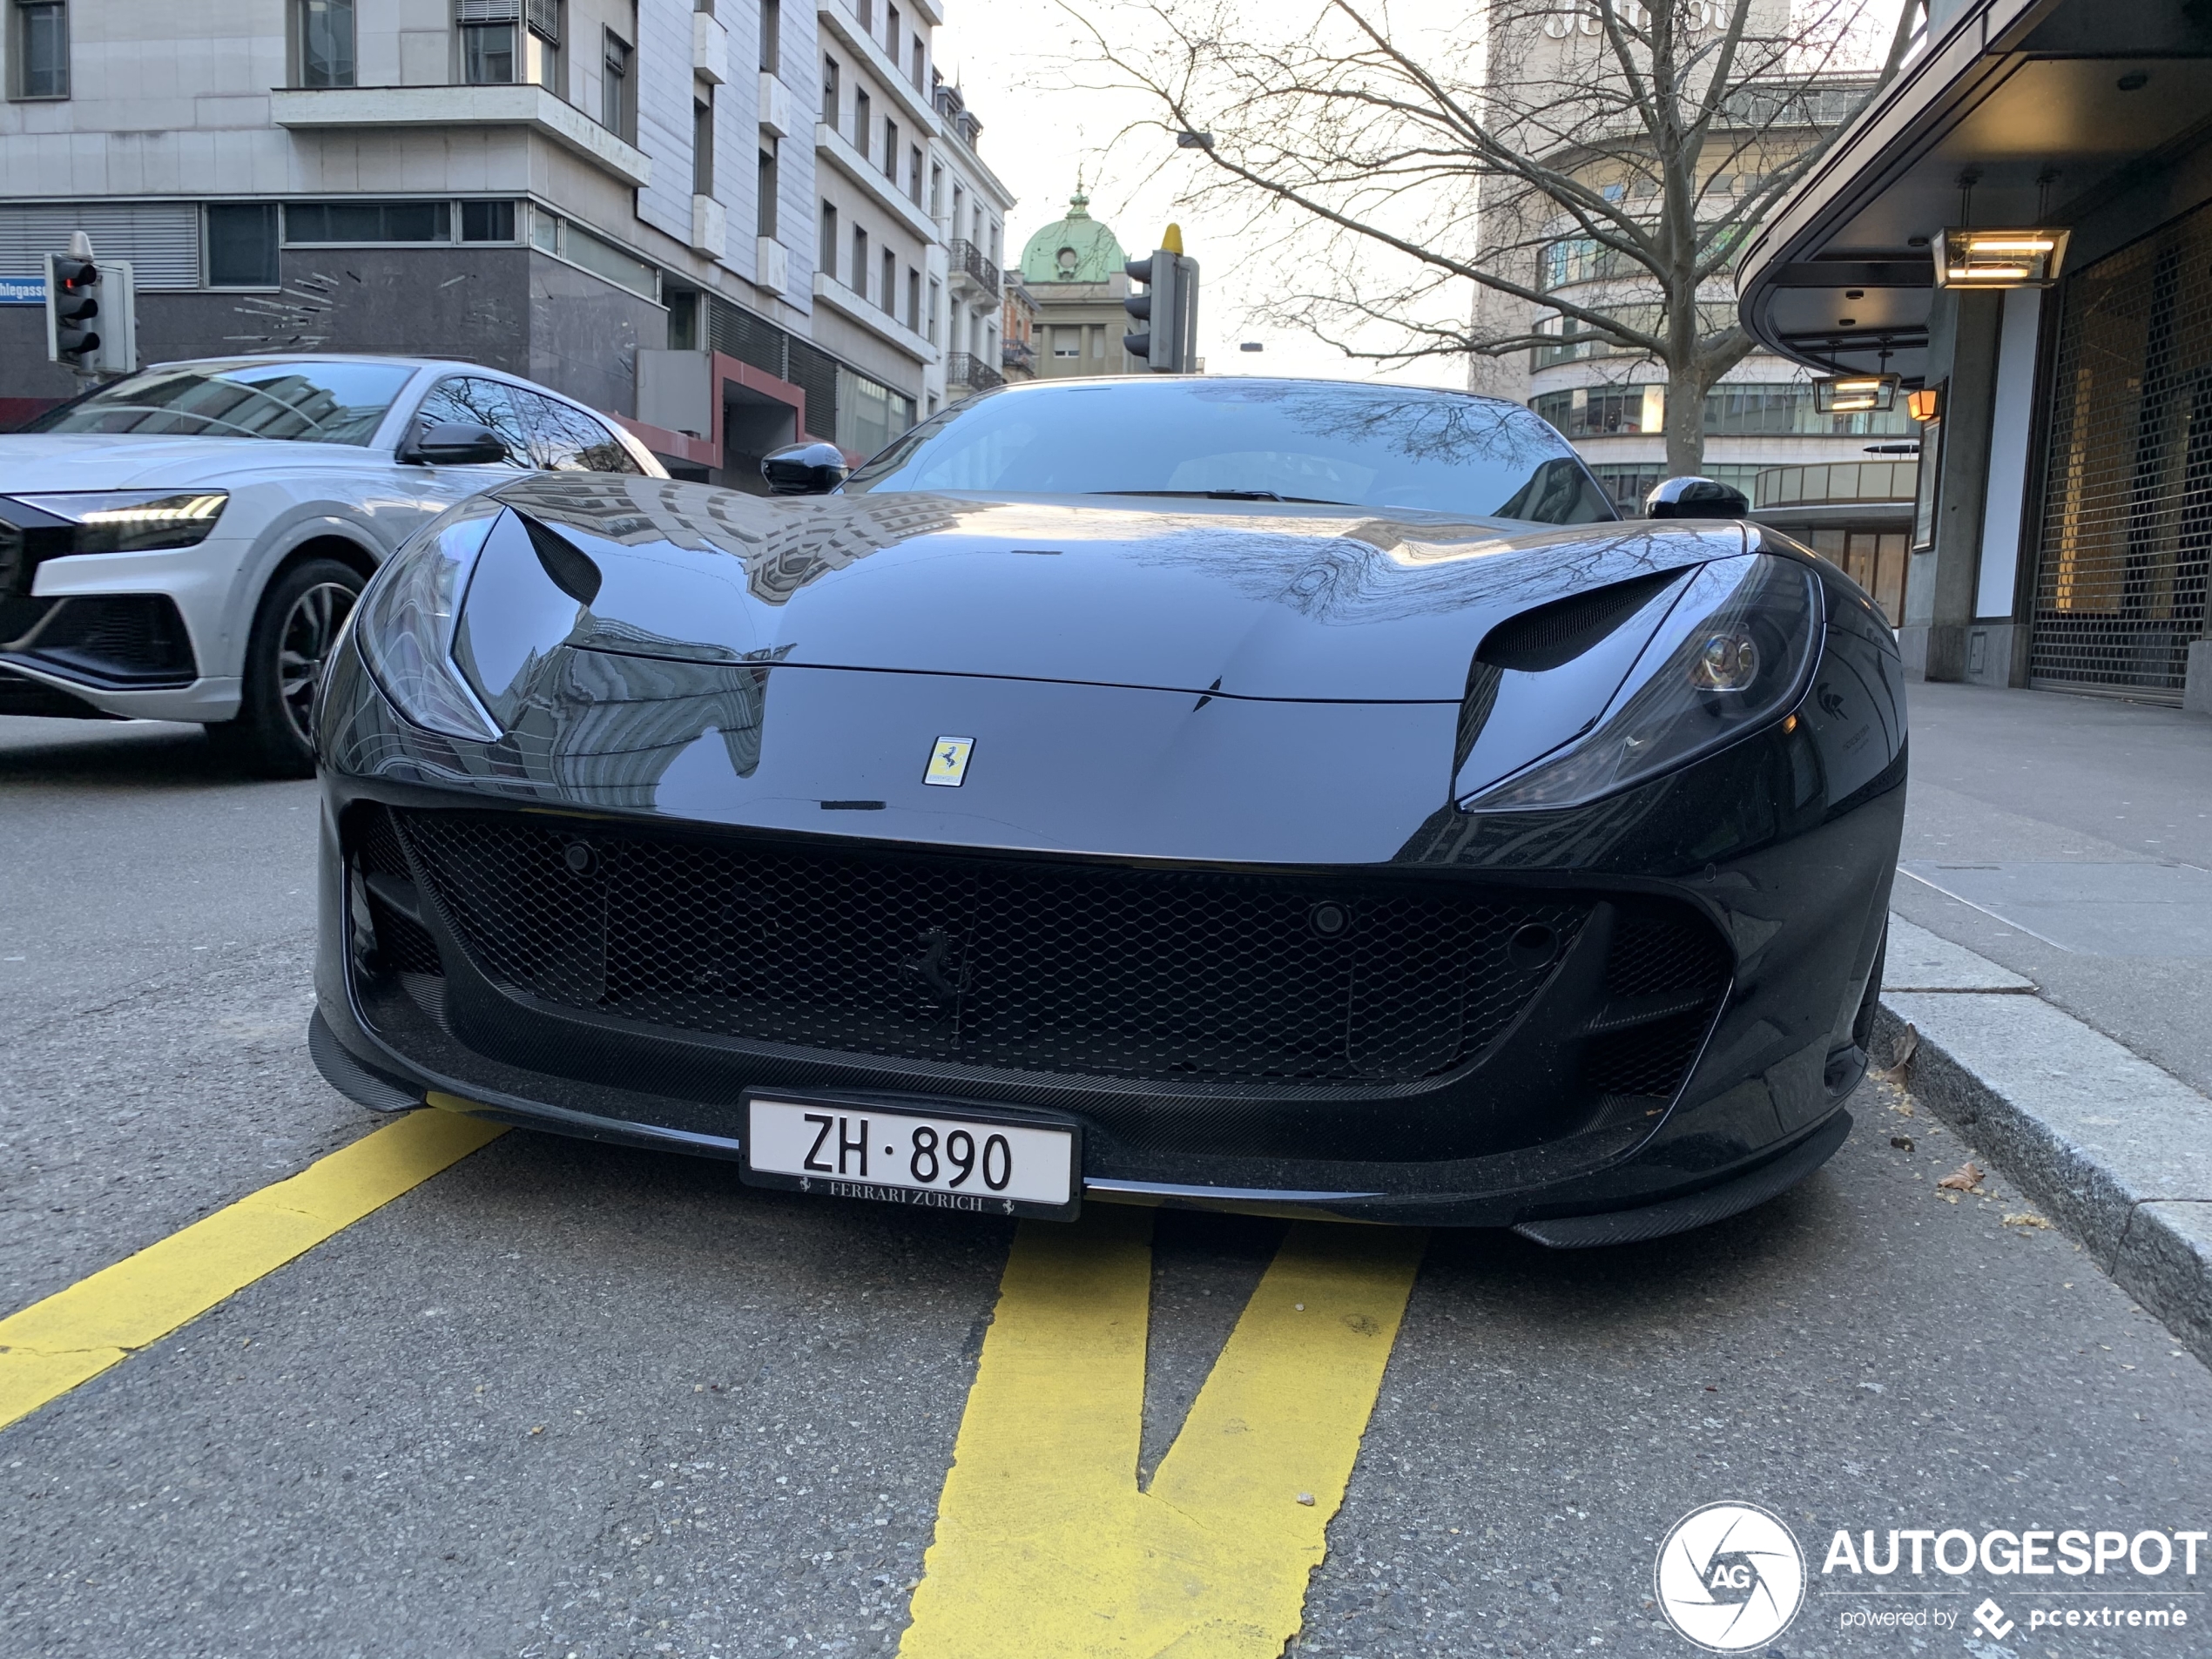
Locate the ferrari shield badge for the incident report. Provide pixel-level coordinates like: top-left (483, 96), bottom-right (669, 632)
top-left (923, 736), bottom-right (974, 786)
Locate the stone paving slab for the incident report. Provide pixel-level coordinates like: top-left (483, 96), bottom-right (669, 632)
top-left (1878, 915), bottom-right (2212, 1365)
top-left (1882, 914), bottom-right (2035, 991)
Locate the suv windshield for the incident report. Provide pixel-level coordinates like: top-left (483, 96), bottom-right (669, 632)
top-left (30, 360), bottom-right (414, 447)
top-left (843, 378), bottom-right (1616, 523)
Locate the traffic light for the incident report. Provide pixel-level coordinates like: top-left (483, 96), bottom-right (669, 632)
top-left (44, 233), bottom-right (135, 377)
top-left (1123, 225), bottom-right (1200, 374)
top-left (46, 251), bottom-right (101, 370)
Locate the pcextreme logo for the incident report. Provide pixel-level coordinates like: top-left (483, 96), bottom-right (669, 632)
top-left (1655, 1501), bottom-right (1807, 1652)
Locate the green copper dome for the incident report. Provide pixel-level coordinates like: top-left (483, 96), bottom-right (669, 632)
top-left (1018, 187), bottom-right (1129, 284)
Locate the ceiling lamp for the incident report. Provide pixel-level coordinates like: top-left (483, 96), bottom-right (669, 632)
top-left (1814, 374), bottom-right (1899, 414)
top-left (1933, 227), bottom-right (2069, 288)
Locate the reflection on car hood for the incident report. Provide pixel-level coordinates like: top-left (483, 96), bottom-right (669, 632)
top-left (489, 475), bottom-right (1748, 703)
top-left (0, 433), bottom-right (380, 491)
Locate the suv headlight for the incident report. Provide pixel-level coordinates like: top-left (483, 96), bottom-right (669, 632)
top-left (351, 496), bottom-right (504, 743)
top-left (1460, 553), bottom-right (1821, 813)
top-left (10, 489), bottom-right (228, 552)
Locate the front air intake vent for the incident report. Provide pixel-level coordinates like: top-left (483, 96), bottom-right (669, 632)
top-left (392, 809), bottom-right (1593, 1088)
top-left (1476, 569), bottom-right (1682, 673)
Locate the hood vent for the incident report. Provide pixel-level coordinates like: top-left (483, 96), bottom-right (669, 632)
top-left (1475, 569), bottom-right (1683, 674)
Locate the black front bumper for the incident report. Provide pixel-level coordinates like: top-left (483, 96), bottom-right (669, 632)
top-left (310, 754), bottom-right (1892, 1233)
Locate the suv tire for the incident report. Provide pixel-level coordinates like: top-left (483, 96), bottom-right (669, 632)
top-left (206, 556), bottom-right (364, 779)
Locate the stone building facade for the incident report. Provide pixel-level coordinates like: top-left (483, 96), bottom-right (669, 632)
top-left (0, 0), bottom-right (988, 478)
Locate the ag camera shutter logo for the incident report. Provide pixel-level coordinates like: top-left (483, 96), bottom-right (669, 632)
top-left (1656, 1501), bottom-right (1807, 1651)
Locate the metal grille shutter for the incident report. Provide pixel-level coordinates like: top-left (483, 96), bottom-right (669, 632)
top-left (707, 294), bottom-right (790, 380)
top-left (0, 202), bottom-right (201, 290)
top-left (2030, 201), bottom-right (2212, 699)
top-left (786, 341), bottom-right (840, 442)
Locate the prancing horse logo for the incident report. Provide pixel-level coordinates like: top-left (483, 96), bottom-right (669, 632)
top-left (900, 927), bottom-right (968, 1009)
top-left (924, 736), bottom-right (974, 786)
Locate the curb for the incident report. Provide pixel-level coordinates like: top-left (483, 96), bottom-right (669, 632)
top-left (1873, 920), bottom-right (2212, 1367)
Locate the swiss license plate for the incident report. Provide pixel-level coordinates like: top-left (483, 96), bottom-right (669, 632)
top-left (740, 1094), bottom-right (1080, 1220)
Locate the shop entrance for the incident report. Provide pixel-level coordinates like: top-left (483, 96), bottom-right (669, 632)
top-left (2030, 200), bottom-right (2212, 702)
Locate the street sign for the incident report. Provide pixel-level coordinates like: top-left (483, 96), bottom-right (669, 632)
top-left (0, 275), bottom-right (44, 306)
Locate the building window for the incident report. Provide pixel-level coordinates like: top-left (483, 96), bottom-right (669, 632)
top-left (819, 200), bottom-right (837, 276)
top-left (462, 200), bottom-right (518, 240)
top-left (10, 0), bottom-right (69, 98)
top-left (299, 0), bottom-right (355, 86)
top-left (927, 276), bottom-right (941, 344)
top-left (462, 17), bottom-right (516, 84)
top-left (757, 138), bottom-right (779, 238)
top-left (759, 0), bottom-right (779, 75)
top-left (910, 37), bottom-right (923, 91)
top-left (880, 247), bottom-right (895, 314)
top-left (906, 267), bottom-right (921, 332)
top-left (822, 54), bottom-right (839, 125)
top-left (883, 118), bottom-right (898, 179)
top-left (286, 200), bottom-right (453, 243)
top-left (206, 204), bottom-right (280, 287)
top-left (601, 29), bottom-right (634, 140)
top-left (907, 144), bottom-right (922, 204)
top-left (693, 92), bottom-right (715, 195)
top-left (929, 164), bottom-right (942, 217)
top-left (853, 89), bottom-right (870, 152)
top-left (1051, 327), bottom-right (1079, 359)
top-left (852, 225), bottom-right (868, 297)
top-left (526, 0), bottom-right (563, 96)
top-left (886, 4), bottom-right (899, 63)
top-left (856, 0), bottom-right (872, 29)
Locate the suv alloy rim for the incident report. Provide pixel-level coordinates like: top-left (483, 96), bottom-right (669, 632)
top-left (279, 581), bottom-right (357, 745)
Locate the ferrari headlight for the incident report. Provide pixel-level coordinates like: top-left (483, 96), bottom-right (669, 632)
top-left (351, 495), bottom-right (503, 743)
top-left (1460, 554), bottom-right (1820, 812)
top-left (10, 489), bottom-right (228, 552)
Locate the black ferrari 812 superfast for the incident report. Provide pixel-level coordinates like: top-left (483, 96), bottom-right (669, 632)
top-left (310, 376), bottom-right (1904, 1243)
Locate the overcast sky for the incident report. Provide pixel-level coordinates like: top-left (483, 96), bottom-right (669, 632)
top-left (933, 0), bottom-right (1477, 387)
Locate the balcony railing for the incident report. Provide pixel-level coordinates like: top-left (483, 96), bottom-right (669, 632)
top-left (948, 352), bottom-right (1005, 394)
top-left (948, 239), bottom-right (1001, 300)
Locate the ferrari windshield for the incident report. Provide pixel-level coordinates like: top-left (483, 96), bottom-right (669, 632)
top-left (29, 360), bottom-right (413, 446)
top-left (842, 378), bottom-right (1617, 523)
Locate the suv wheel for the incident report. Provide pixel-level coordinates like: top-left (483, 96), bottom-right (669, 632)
top-left (206, 557), bottom-right (364, 778)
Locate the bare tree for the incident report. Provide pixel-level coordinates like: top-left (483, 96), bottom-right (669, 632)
top-left (1067, 0), bottom-right (1923, 475)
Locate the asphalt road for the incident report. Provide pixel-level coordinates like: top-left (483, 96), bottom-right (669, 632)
top-left (3, 712), bottom-right (2209, 1659)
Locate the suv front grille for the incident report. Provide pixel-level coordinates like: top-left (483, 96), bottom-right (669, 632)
top-left (386, 808), bottom-right (1590, 1088)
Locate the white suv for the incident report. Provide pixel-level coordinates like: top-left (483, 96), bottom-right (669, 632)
top-left (0, 354), bottom-right (666, 773)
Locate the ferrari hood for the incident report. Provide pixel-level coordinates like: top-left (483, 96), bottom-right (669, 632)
top-left (489, 476), bottom-right (1748, 705)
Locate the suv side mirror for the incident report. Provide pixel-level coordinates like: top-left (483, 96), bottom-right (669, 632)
top-left (761, 441), bottom-right (849, 496)
top-left (400, 421), bottom-right (509, 467)
top-left (1643, 475), bottom-right (1750, 519)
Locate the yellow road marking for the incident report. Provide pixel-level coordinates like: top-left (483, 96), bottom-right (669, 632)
top-left (0, 1106), bottom-right (505, 1433)
top-left (900, 1207), bottom-right (1426, 1658)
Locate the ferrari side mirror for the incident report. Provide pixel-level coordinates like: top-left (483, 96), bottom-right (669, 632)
top-left (400, 421), bottom-right (509, 467)
top-left (1643, 475), bottom-right (1750, 519)
top-left (762, 441), bottom-right (849, 496)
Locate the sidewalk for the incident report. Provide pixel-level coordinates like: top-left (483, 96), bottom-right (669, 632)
top-left (1874, 681), bottom-right (2212, 1362)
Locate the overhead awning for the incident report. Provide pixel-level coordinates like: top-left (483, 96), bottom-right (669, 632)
top-left (1736, 0), bottom-right (2212, 381)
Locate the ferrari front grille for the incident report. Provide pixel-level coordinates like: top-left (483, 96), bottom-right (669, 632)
top-left (386, 808), bottom-right (1595, 1087)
